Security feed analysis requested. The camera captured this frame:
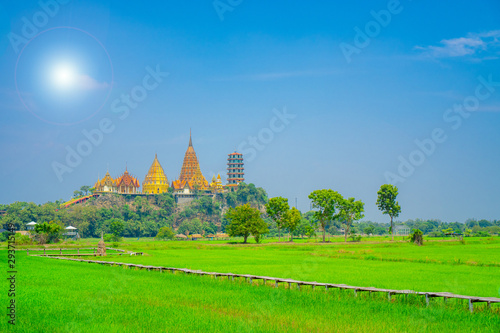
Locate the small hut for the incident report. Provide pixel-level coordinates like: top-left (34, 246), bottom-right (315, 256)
top-left (190, 234), bottom-right (203, 240)
top-left (175, 234), bottom-right (187, 240)
top-left (64, 226), bottom-right (78, 239)
top-left (26, 221), bottom-right (37, 231)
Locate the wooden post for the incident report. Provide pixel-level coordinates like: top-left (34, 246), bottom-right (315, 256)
top-left (312, 285), bottom-right (315, 291)
top-left (443, 297), bottom-right (447, 304)
top-left (468, 299), bottom-right (473, 313)
top-left (44, 248), bottom-right (46, 255)
top-left (325, 285), bottom-right (328, 292)
top-left (78, 249), bottom-right (79, 255)
top-left (60, 248), bottom-right (62, 255)
top-left (354, 289), bottom-right (357, 297)
top-left (288, 282), bottom-right (291, 289)
top-left (275, 281), bottom-right (278, 288)
top-left (27, 249), bottom-right (29, 255)
top-left (297, 284), bottom-right (300, 291)
top-left (425, 294), bottom-right (429, 306)
top-left (487, 302), bottom-right (491, 310)
top-left (388, 292), bottom-right (392, 301)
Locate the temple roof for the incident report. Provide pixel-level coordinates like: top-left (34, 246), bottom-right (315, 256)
top-left (143, 154), bottom-right (168, 185)
top-left (116, 169), bottom-right (140, 188)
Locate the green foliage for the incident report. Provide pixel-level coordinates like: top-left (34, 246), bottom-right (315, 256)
top-left (409, 229), bottom-right (424, 245)
top-left (34, 221), bottom-right (62, 244)
top-left (363, 225), bottom-right (375, 236)
top-left (14, 233), bottom-right (31, 245)
top-left (284, 207), bottom-right (301, 241)
top-left (223, 183), bottom-right (268, 208)
top-left (265, 197), bottom-right (290, 241)
top-left (376, 184), bottom-right (401, 241)
top-left (156, 226), bottom-right (175, 240)
top-left (308, 189), bottom-right (343, 242)
top-left (338, 197), bottom-right (365, 242)
top-left (225, 204), bottom-right (268, 243)
top-left (108, 218), bottom-right (125, 241)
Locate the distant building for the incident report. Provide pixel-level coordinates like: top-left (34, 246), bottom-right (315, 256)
top-left (394, 225), bottom-right (410, 236)
top-left (226, 152), bottom-right (244, 190)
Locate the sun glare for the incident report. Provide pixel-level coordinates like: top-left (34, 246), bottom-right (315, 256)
top-left (51, 64), bottom-right (77, 89)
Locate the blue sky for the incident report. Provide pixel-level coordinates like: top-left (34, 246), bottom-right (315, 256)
top-left (1, 0), bottom-right (499, 222)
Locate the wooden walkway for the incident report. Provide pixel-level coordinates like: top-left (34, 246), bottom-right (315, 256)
top-left (35, 255), bottom-right (500, 313)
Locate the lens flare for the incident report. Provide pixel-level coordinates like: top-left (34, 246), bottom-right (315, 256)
top-left (51, 64), bottom-right (77, 89)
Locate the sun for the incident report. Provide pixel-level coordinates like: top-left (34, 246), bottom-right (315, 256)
top-left (51, 64), bottom-right (77, 89)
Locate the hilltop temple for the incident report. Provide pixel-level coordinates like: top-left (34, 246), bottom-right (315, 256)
top-left (92, 131), bottom-right (244, 199)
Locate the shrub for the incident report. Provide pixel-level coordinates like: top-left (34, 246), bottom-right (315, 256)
top-left (409, 229), bottom-right (423, 246)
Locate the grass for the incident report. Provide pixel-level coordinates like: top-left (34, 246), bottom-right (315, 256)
top-left (1, 252), bottom-right (499, 332)
top-left (2, 237), bottom-right (499, 332)
top-left (78, 236), bottom-right (500, 298)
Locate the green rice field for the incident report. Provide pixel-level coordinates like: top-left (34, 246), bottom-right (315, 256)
top-left (2, 237), bottom-right (499, 332)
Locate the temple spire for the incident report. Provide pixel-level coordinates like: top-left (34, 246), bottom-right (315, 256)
top-left (189, 129), bottom-right (192, 147)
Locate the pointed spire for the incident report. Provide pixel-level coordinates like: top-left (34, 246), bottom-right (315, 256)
top-left (189, 128), bottom-right (193, 147)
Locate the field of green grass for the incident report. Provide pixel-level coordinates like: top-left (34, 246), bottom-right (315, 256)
top-left (83, 236), bottom-right (500, 298)
top-left (2, 237), bottom-right (499, 332)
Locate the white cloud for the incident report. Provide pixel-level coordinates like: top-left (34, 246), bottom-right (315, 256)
top-left (76, 74), bottom-right (110, 90)
top-left (415, 30), bottom-right (500, 59)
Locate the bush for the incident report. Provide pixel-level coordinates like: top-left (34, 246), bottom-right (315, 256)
top-left (15, 233), bottom-right (32, 245)
top-left (156, 226), bottom-right (175, 240)
top-left (409, 229), bottom-right (423, 246)
top-left (349, 234), bottom-right (362, 242)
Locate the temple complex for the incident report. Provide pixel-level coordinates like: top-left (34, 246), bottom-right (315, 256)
top-left (90, 131), bottom-right (244, 200)
top-left (142, 154), bottom-right (169, 194)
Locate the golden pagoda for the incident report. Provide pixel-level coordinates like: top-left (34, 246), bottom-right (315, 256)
top-left (209, 174), bottom-right (224, 193)
top-left (172, 131), bottom-right (208, 192)
top-left (142, 154), bottom-right (169, 194)
top-left (116, 167), bottom-right (140, 194)
top-left (94, 171), bottom-right (117, 193)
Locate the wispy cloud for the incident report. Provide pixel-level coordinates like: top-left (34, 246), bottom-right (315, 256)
top-left (76, 74), bottom-right (110, 90)
top-left (415, 30), bottom-right (500, 60)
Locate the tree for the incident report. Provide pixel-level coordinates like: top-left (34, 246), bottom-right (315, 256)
top-left (156, 226), bottom-right (175, 240)
top-left (225, 204), bottom-right (268, 243)
top-left (376, 184), bottom-right (401, 241)
top-left (364, 225), bottom-right (374, 236)
top-left (284, 207), bottom-right (301, 242)
top-left (338, 197), bottom-right (365, 242)
top-left (80, 185), bottom-right (91, 196)
top-left (34, 221), bottom-right (62, 244)
top-left (265, 197), bottom-right (289, 241)
top-left (308, 189), bottom-right (343, 242)
top-left (108, 218), bottom-right (125, 241)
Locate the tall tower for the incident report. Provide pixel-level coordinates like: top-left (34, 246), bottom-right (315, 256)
top-left (227, 152), bottom-right (244, 189)
top-left (172, 130), bottom-right (208, 191)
